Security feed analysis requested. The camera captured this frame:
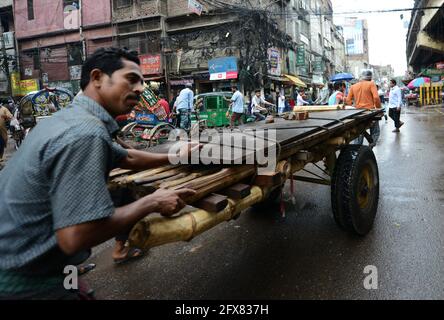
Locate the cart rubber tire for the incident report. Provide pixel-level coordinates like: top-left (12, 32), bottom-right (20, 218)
top-left (331, 145), bottom-right (379, 236)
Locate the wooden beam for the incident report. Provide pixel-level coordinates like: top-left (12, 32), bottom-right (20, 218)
top-left (254, 172), bottom-right (282, 187)
top-left (195, 194), bottom-right (229, 213)
top-left (221, 184), bottom-right (251, 200)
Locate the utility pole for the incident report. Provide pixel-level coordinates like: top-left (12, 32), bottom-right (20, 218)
top-left (160, 14), bottom-right (171, 100)
top-left (79, 0), bottom-right (86, 62)
top-left (0, 29), bottom-right (11, 97)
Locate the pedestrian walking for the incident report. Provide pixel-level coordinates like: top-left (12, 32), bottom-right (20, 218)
top-left (388, 79), bottom-right (405, 133)
top-left (0, 103), bottom-right (13, 161)
top-left (226, 85), bottom-right (245, 128)
top-left (345, 69), bottom-right (382, 147)
top-left (278, 92), bottom-right (286, 114)
top-left (175, 84), bottom-right (194, 131)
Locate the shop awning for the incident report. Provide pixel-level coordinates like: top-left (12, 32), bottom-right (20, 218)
top-left (144, 75), bottom-right (164, 81)
top-left (284, 74), bottom-right (307, 88)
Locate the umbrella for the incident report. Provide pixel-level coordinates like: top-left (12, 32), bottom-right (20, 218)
top-left (407, 77), bottom-right (431, 89)
top-left (330, 73), bottom-right (354, 82)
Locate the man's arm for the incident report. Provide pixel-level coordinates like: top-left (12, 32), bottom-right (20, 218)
top-left (119, 145), bottom-right (199, 171)
top-left (119, 149), bottom-right (169, 170)
top-left (345, 87), bottom-right (354, 106)
top-left (371, 84), bottom-right (382, 108)
top-left (56, 188), bottom-right (195, 255)
top-left (396, 88), bottom-right (402, 109)
top-left (188, 91), bottom-right (194, 111)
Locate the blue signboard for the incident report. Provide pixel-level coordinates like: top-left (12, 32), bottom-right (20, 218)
top-left (208, 57), bottom-right (238, 74)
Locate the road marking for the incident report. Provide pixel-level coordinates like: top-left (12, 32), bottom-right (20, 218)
top-left (436, 109), bottom-right (444, 115)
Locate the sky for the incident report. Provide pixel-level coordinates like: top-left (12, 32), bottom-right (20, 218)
top-left (331, 0), bottom-right (414, 76)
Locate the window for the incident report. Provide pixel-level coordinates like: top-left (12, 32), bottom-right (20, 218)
top-left (115, 0), bottom-right (132, 8)
top-left (300, 20), bottom-right (309, 37)
top-left (27, 0), bottom-right (34, 20)
top-left (67, 43), bottom-right (83, 66)
top-left (119, 37), bottom-right (140, 53)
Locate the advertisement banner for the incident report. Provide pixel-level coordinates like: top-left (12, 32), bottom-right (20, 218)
top-left (267, 47), bottom-right (281, 76)
top-left (208, 57), bottom-right (238, 80)
top-left (296, 44), bottom-right (305, 66)
top-left (313, 56), bottom-right (324, 74)
top-left (188, 0), bottom-right (203, 15)
top-left (11, 72), bottom-right (21, 96)
top-left (20, 79), bottom-right (40, 95)
top-left (139, 54), bottom-right (162, 75)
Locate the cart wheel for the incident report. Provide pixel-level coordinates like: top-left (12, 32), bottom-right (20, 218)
top-left (331, 145), bottom-right (379, 236)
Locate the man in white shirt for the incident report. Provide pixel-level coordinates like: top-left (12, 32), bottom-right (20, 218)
top-left (251, 90), bottom-right (274, 121)
top-left (175, 83), bottom-right (194, 131)
top-left (296, 89), bottom-right (310, 106)
top-left (388, 79), bottom-right (405, 133)
top-left (226, 85), bottom-right (245, 128)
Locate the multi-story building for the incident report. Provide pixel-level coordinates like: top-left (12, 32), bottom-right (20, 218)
top-left (13, 0), bottom-right (114, 95)
top-left (338, 17), bottom-right (370, 79)
top-left (11, 0), bottom-right (347, 98)
top-left (406, 0), bottom-right (444, 82)
top-left (112, 0), bottom-right (300, 97)
top-left (333, 25), bottom-right (346, 73)
top-left (0, 0), bottom-right (16, 99)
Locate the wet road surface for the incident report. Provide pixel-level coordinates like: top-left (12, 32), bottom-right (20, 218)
top-left (83, 106), bottom-right (444, 300)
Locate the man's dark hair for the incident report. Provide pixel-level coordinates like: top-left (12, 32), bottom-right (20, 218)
top-left (334, 82), bottom-right (342, 91)
top-left (231, 85), bottom-right (238, 90)
top-left (80, 47), bottom-right (140, 90)
top-left (390, 79), bottom-right (397, 86)
top-left (158, 93), bottom-right (165, 99)
top-left (255, 89), bottom-right (261, 93)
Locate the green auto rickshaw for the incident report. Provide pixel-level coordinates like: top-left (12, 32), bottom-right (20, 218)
top-left (191, 92), bottom-right (254, 132)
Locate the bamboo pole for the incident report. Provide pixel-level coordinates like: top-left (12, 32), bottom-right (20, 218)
top-left (134, 167), bottom-right (191, 185)
top-left (292, 105), bottom-right (342, 112)
top-left (109, 169), bottom-right (133, 179)
top-left (128, 186), bottom-right (266, 250)
top-left (112, 165), bottom-right (178, 185)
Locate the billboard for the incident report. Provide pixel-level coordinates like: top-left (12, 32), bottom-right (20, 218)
top-left (343, 18), bottom-right (365, 55)
top-left (208, 56), bottom-right (238, 80)
top-left (267, 47), bottom-right (281, 76)
top-left (139, 54), bottom-right (162, 75)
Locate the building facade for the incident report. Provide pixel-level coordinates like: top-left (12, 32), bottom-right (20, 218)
top-left (13, 0), bottom-right (114, 95)
top-left (338, 17), bottom-right (370, 79)
top-left (406, 0), bottom-right (444, 82)
top-left (10, 0), bottom-right (348, 98)
top-left (0, 0), bottom-right (16, 99)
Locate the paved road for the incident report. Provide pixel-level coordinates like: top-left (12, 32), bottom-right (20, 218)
top-left (80, 106), bottom-right (444, 300)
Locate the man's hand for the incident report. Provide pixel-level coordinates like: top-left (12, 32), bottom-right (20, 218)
top-left (150, 188), bottom-right (196, 217)
top-left (397, 107), bottom-right (401, 112)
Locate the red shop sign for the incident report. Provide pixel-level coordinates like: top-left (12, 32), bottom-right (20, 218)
top-left (139, 54), bottom-right (162, 75)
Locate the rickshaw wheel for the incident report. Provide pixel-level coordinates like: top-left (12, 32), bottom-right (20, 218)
top-left (148, 123), bottom-right (176, 147)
